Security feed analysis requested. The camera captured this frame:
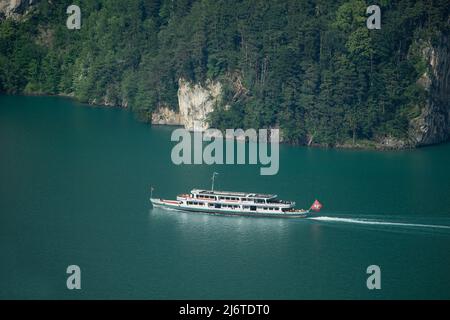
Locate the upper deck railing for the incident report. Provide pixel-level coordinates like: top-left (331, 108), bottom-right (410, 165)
top-left (191, 189), bottom-right (277, 200)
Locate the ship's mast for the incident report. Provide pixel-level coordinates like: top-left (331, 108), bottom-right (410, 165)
top-left (211, 172), bottom-right (219, 191)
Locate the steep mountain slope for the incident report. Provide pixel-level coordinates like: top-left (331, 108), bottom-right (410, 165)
top-left (0, 0), bottom-right (448, 148)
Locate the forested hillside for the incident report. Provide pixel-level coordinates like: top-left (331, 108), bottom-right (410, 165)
top-left (0, 0), bottom-right (449, 146)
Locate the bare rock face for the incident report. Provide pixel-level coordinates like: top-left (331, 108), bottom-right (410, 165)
top-left (378, 136), bottom-right (408, 150)
top-left (177, 78), bottom-right (222, 131)
top-left (0, 0), bottom-right (37, 20)
top-left (151, 106), bottom-right (183, 126)
top-left (151, 78), bottom-right (222, 130)
top-left (410, 32), bottom-right (450, 146)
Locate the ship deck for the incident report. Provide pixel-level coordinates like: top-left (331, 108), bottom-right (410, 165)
top-left (192, 189), bottom-right (277, 199)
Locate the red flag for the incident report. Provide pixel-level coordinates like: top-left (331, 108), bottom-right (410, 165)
top-left (310, 200), bottom-right (323, 212)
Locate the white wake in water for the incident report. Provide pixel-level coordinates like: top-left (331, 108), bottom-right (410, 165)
top-left (308, 216), bottom-right (450, 230)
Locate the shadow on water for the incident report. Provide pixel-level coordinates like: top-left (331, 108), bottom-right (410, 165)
top-left (148, 207), bottom-right (293, 233)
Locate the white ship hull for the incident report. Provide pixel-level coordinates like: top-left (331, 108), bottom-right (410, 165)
top-left (150, 198), bottom-right (310, 218)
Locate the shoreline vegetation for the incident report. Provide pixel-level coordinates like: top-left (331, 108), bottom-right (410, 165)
top-left (3, 92), bottom-right (427, 151)
top-left (1, 1), bottom-right (449, 150)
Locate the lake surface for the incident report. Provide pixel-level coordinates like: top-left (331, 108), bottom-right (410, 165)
top-left (1, 95), bottom-right (449, 299)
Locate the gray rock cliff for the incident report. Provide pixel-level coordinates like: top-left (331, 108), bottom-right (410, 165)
top-left (409, 31), bottom-right (450, 146)
top-left (152, 78), bottom-right (222, 131)
top-left (0, 0), bottom-right (37, 20)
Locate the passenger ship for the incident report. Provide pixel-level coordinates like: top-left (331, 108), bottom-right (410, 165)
top-left (150, 174), bottom-right (322, 218)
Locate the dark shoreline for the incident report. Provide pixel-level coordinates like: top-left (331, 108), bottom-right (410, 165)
top-left (3, 92), bottom-right (448, 151)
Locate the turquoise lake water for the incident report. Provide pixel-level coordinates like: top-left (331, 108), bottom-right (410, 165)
top-left (1, 95), bottom-right (449, 299)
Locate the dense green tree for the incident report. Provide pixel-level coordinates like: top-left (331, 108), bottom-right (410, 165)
top-left (0, 0), bottom-right (448, 146)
